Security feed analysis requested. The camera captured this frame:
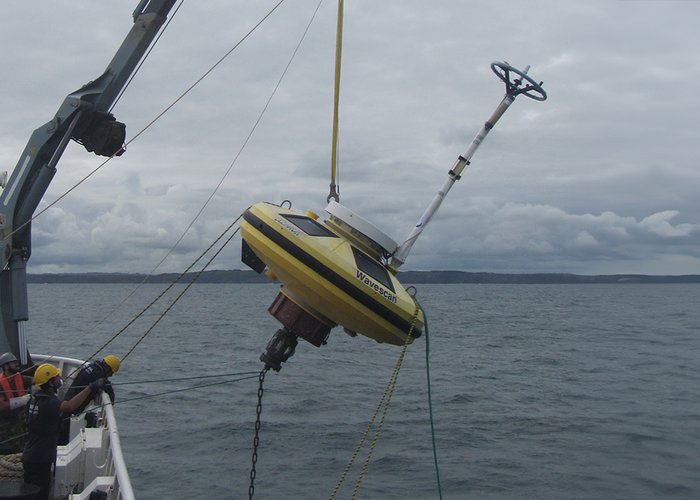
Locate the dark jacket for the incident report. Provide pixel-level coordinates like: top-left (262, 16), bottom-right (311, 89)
top-left (23, 390), bottom-right (61, 464)
top-left (63, 361), bottom-right (115, 415)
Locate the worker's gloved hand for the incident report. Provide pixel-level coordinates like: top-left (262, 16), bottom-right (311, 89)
top-left (9, 394), bottom-right (30, 410)
top-left (89, 378), bottom-right (106, 391)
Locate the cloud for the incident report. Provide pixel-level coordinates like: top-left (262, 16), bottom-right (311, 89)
top-left (2, 1), bottom-right (699, 275)
top-left (639, 211), bottom-right (698, 238)
top-left (399, 201), bottom-right (700, 274)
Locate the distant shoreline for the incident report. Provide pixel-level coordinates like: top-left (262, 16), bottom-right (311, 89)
top-left (26, 270), bottom-right (700, 284)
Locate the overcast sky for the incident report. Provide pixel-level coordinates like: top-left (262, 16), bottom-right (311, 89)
top-left (1, 0), bottom-right (699, 275)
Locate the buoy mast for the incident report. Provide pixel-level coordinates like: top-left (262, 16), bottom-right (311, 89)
top-left (390, 62), bottom-right (547, 270)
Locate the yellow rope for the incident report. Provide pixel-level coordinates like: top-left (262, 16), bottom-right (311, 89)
top-left (328, 0), bottom-right (344, 203)
top-left (329, 302), bottom-right (420, 500)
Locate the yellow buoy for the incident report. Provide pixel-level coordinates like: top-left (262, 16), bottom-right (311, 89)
top-left (241, 201), bottom-right (423, 356)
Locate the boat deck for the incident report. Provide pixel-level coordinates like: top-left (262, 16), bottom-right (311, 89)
top-left (32, 354), bottom-right (134, 500)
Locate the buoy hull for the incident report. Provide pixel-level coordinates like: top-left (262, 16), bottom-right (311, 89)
top-left (241, 202), bottom-right (423, 346)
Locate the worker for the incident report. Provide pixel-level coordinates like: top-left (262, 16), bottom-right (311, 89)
top-left (57, 355), bottom-right (119, 445)
top-left (0, 352), bottom-right (32, 454)
top-left (23, 363), bottom-right (103, 500)
top-left (62, 355), bottom-right (119, 416)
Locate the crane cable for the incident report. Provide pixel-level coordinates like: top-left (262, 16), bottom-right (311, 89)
top-left (120, 214), bottom-right (243, 362)
top-left (327, 0), bottom-right (344, 203)
top-left (101, 0), bottom-right (327, 364)
top-left (4, 0), bottom-right (290, 243)
top-left (107, 371), bottom-right (261, 406)
top-left (39, 0), bottom-right (325, 374)
top-left (0, 370), bottom-right (263, 450)
top-left (43, 213), bottom-right (242, 385)
top-left (109, 0), bottom-right (187, 114)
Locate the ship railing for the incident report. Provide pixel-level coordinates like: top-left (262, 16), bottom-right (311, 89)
top-left (32, 354), bottom-right (135, 500)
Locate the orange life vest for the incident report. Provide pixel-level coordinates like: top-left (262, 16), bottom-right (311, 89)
top-left (0, 373), bottom-right (26, 400)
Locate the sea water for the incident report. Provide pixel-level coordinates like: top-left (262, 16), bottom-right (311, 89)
top-left (27, 283), bottom-right (700, 499)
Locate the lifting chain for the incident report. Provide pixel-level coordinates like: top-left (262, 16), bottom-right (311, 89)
top-left (248, 367), bottom-right (269, 499)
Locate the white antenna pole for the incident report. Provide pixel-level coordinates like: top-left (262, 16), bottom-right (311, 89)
top-left (391, 62), bottom-right (546, 270)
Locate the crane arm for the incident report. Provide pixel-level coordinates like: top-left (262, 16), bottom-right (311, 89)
top-left (0, 0), bottom-right (177, 362)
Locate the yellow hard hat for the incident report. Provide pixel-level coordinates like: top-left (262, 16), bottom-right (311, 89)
top-left (34, 363), bottom-right (60, 386)
top-left (103, 355), bottom-right (120, 374)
